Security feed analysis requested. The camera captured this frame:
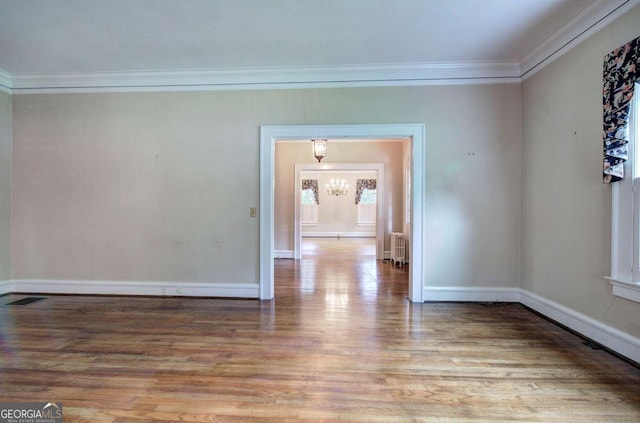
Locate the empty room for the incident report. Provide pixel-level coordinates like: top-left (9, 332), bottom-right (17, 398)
top-left (1, 1), bottom-right (640, 421)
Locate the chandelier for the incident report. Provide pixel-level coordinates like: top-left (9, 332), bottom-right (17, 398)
top-left (326, 179), bottom-right (348, 196)
top-left (311, 139), bottom-right (327, 162)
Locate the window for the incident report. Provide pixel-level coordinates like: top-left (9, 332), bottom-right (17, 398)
top-left (355, 178), bottom-right (377, 226)
top-left (610, 83), bottom-right (640, 302)
top-left (301, 188), bottom-right (318, 225)
top-left (300, 189), bottom-right (318, 226)
top-left (301, 180), bottom-right (319, 225)
top-left (357, 188), bottom-right (377, 226)
top-left (301, 191), bottom-right (318, 225)
top-left (359, 188), bottom-right (377, 205)
top-left (301, 189), bottom-right (316, 205)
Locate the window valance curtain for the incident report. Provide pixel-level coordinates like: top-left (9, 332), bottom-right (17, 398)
top-left (603, 36), bottom-right (640, 183)
top-left (355, 179), bottom-right (377, 204)
top-left (302, 179), bottom-right (319, 204)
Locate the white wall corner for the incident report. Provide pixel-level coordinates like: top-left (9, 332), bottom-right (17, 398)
top-left (519, 289), bottom-right (640, 364)
top-left (0, 69), bottom-right (11, 94)
top-left (274, 250), bottom-right (294, 259)
top-left (520, 0), bottom-right (640, 79)
top-left (423, 286), bottom-right (521, 302)
top-left (10, 279), bottom-right (260, 299)
top-left (0, 280), bottom-right (11, 295)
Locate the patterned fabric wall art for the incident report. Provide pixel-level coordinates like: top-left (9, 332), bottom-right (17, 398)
top-left (603, 36), bottom-right (640, 183)
top-left (355, 179), bottom-right (377, 204)
top-left (302, 179), bottom-right (319, 204)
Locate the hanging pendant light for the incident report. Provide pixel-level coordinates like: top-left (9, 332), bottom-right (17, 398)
top-left (311, 139), bottom-right (327, 162)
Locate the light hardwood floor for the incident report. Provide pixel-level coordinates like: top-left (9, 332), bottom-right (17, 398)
top-left (1, 237), bottom-right (640, 422)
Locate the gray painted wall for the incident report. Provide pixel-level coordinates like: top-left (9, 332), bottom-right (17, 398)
top-left (521, 5), bottom-right (640, 337)
top-left (12, 84), bottom-right (522, 291)
top-left (0, 91), bottom-right (10, 281)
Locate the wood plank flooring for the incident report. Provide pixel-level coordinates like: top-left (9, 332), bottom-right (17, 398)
top-left (1, 238), bottom-right (640, 422)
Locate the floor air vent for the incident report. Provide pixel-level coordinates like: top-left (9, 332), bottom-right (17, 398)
top-left (5, 297), bottom-right (47, 306)
top-left (583, 340), bottom-right (603, 350)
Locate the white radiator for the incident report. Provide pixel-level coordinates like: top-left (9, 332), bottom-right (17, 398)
top-left (390, 232), bottom-right (407, 267)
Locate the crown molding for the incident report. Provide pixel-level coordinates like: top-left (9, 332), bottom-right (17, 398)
top-left (521, 0), bottom-right (640, 80)
top-left (9, 61), bottom-right (521, 94)
top-left (3, 0), bottom-right (638, 94)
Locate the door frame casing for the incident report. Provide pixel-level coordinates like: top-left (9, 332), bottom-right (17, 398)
top-left (260, 124), bottom-right (425, 302)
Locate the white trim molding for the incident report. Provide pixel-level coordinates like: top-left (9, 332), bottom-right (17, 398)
top-left (9, 279), bottom-right (259, 298)
top-left (261, 124), bottom-right (425, 302)
top-left (9, 62), bottom-right (520, 94)
top-left (421, 286), bottom-right (640, 363)
top-left (520, 289), bottom-right (640, 364)
top-left (0, 280), bottom-right (11, 295)
top-left (4, 277), bottom-right (640, 363)
top-left (274, 250), bottom-right (295, 259)
top-left (607, 278), bottom-right (640, 303)
top-left (521, 0), bottom-right (640, 80)
top-left (0, 0), bottom-right (638, 93)
top-left (423, 286), bottom-right (521, 302)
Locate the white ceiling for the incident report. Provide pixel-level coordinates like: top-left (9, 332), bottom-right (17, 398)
top-left (0, 0), bottom-right (637, 92)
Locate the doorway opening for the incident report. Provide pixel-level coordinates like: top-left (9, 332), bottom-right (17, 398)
top-left (260, 124), bottom-right (425, 302)
top-left (294, 163), bottom-right (385, 261)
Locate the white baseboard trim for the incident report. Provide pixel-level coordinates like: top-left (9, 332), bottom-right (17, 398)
top-left (6, 277), bottom-right (640, 363)
top-left (9, 279), bottom-right (259, 299)
top-left (302, 232), bottom-right (376, 238)
top-left (423, 286), bottom-right (520, 302)
top-left (519, 289), bottom-right (640, 364)
top-left (274, 250), bottom-right (294, 259)
top-left (383, 251), bottom-right (391, 260)
top-left (0, 280), bottom-right (11, 295)
top-left (422, 286), bottom-right (640, 362)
